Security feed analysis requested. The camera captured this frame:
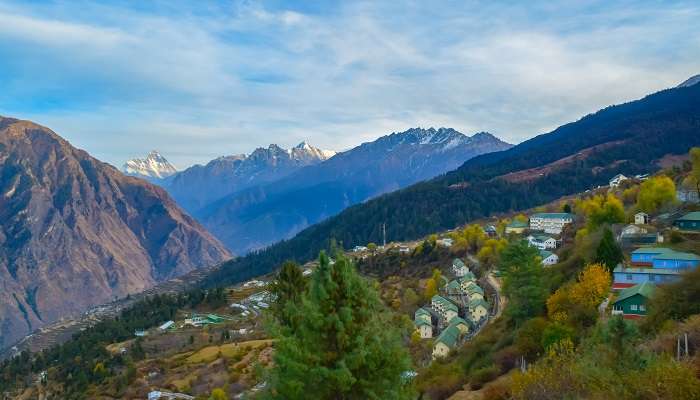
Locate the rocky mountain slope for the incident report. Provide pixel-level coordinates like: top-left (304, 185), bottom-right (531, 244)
top-left (0, 117), bottom-right (231, 349)
top-left (122, 150), bottom-right (178, 181)
top-left (165, 142), bottom-right (335, 213)
top-left (199, 128), bottom-right (512, 253)
top-left (206, 75), bottom-right (700, 287)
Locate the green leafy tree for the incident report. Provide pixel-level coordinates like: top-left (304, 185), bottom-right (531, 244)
top-left (264, 252), bottom-right (413, 400)
top-left (269, 261), bottom-right (307, 326)
top-left (595, 228), bottom-right (624, 272)
top-left (500, 242), bottom-right (547, 325)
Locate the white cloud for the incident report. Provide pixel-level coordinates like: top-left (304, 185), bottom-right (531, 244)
top-left (0, 1), bottom-right (698, 167)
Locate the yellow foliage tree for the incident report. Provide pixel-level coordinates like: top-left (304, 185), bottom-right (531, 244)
top-left (546, 263), bottom-right (611, 325)
top-left (211, 388), bottom-right (227, 400)
top-left (477, 238), bottom-right (508, 266)
top-left (576, 194), bottom-right (625, 229)
top-left (636, 175), bottom-right (676, 213)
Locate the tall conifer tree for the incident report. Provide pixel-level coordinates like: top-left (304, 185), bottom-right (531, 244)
top-left (264, 252), bottom-right (413, 400)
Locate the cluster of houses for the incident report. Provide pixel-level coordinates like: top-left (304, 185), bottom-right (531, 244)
top-left (414, 259), bottom-right (490, 358)
top-left (503, 212), bottom-right (574, 266)
top-left (611, 211), bottom-right (700, 319)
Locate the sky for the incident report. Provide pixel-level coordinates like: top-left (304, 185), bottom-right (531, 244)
top-left (0, 0), bottom-right (699, 169)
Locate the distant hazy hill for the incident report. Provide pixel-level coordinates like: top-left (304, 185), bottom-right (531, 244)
top-left (207, 75), bottom-right (700, 287)
top-left (165, 142), bottom-right (335, 213)
top-left (0, 117), bottom-right (231, 349)
top-left (198, 128), bottom-right (512, 253)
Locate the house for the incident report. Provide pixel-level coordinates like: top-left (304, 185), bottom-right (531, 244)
top-left (431, 295), bottom-right (459, 323)
top-left (674, 212), bottom-right (700, 231)
top-left (134, 330), bottom-right (148, 337)
top-left (635, 212), bottom-right (650, 225)
top-left (437, 238), bottom-right (454, 248)
top-left (458, 275), bottom-right (477, 292)
top-left (452, 258), bottom-right (469, 277)
top-left (414, 308), bottom-right (433, 338)
top-left (609, 173), bottom-right (628, 188)
top-left (352, 245), bottom-right (368, 252)
top-left (463, 281), bottom-right (485, 301)
top-left (539, 250), bottom-right (559, 266)
top-left (677, 188), bottom-right (700, 204)
top-left (399, 246), bottom-right (411, 254)
top-left (449, 317), bottom-right (471, 335)
top-left (505, 220), bottom-right (528, 234)
top-left (526, 234), bottom-right (557, 250)
top-left (611, 282), bottom-right (655, 319)
top-left (484, 225), bottom-right (498, 237)
top-left (445, 280), bottom-right (464, 297)
top-left (468, 298), bottom-right (489, 322)
top-left (158, 321), bottom-right (174, 331)
top-left (621, 224), bottom-right (647, 237)
top-left (432, 324), bottom-right (460, 358)
top-left (630, 247), bottom-right (700, 269)
top-left (529, 213), bottom-right (574, 235)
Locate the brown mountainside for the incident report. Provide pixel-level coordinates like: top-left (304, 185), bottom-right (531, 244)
top-left (0, 117), bottom-right (231, 349)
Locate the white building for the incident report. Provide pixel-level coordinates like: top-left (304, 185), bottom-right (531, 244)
top-left (352, 245), bottom-right (368, 252)
top-left (529, 213), bottom-right (574, 235)
top-left (609, 174), bottom-right (628, 188)
top-left (634, 212), bottom-right (650, 225)
top-left (539, 250), bottom-right (559, 266)
top-left (526, 234), bottom-right (557, 250)
top-left (452, 258), bottom-right (469, 277)
top-left (431, 295), bottom-right (459, 323)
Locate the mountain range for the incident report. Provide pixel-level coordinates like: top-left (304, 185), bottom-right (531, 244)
top-left (197, 128), bottom-right (512, 253)
top-left (205, 75), bottom-right (700, 288)
top-left (0, 117), bottom-right (231, 349)
top-left (163, 142), bottom-right (336, 213)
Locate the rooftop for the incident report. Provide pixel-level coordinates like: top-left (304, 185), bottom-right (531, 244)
top-left (507, 220), bottom-right (528, 228)
top-left (614, 282), bottom-right (656, 304)
top-left (432, 295), bottom-right (459, 312)
top-left (613, 266), bottom-right (682, 275)
top-left (435, 324), bottom-right (460, 348)
top-left (531, 212), bottom-right (574, 219)
top-left (453, 258), bottom-right (466, 268)
top-left (677, 211), bottom-right (700, 221)
top-left (631, 247), bottom-right (700, 261)
top-left (539, 250), bottom-right (555, 259)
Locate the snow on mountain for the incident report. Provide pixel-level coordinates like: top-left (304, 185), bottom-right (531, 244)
top-left (164, 142), bottom-right (335, 213)
top-left (289, 141), bottom-right (337, 162)
top-left (678, 74), bottom-right (700, 88)
top-left (122, 150), bottom-right (178, 180)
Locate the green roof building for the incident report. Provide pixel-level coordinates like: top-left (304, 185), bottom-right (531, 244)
top-left (432, 324), bottom-right (461, 358)
top-left (612, 282), bottom-right (655, 319)
top-left (675, 211), bottom-right (700, 231)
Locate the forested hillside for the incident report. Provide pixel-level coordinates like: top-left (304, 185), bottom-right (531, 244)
top-left (206, 82), bottom-right (700, 288)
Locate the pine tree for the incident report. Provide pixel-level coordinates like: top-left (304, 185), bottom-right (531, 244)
top-left (264, 252), bottom-right (413, 400)
top-left (595, 228), bottom-right (624, 273)
top-left (269, 261), bottom-right (307, 327)
top-left (500, 241), bottom-right (547, 325)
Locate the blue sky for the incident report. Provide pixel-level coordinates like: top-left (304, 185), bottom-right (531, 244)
top-left (0, 0), bottom-right (699, 168)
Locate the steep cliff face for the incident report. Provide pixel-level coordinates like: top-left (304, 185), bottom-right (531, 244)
top-left (0, 117), bottom-right (231, 349)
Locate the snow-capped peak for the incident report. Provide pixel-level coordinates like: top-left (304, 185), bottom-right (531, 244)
top-left (289, 141), bottom-right (336, 161)
top-left (678, 74), bottom-right (700, 88)
top-left (123, 150), bottom-right (178, 180)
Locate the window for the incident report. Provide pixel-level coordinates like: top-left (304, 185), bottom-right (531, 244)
top-left (626, 274), bottom-right (633, 281)
top-left (649, 274), bottom-right (656, 281)
top-left (631, 304), bottom-right (638, 311)
top-left (640, 305), bottom-right (646, 311)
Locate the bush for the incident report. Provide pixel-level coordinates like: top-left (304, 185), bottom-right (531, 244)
top-left (470, 364), bottom-right (500, 390)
